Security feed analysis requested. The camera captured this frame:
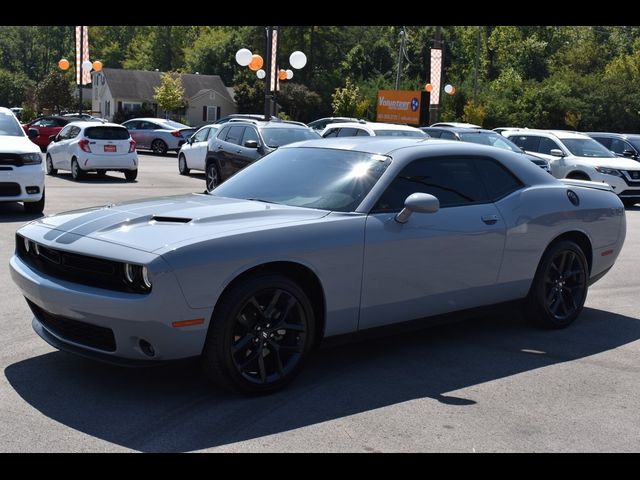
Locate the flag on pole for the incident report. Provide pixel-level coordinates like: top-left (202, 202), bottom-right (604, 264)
top-left (75, 26), bottom-right (91, 85)
top-left (430, 48), bottom-right (442, 106)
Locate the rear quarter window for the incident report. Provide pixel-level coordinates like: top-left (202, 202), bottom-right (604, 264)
top-left (85, 127), bottom-right (130, 140)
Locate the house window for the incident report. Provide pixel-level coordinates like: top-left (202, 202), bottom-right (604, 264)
top-left (123, 102), bottom-right (142, 113)
top-left (205, 106), bottom-right (220, 122)
top-left (104, 101), bottom-right (111, 117)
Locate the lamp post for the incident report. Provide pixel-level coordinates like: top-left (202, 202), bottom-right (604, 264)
top-left (235, 26), bottom-right (306, 119)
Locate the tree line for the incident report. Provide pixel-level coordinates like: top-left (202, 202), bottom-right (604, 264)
top-left (2, 26), bottom-right (640, 131)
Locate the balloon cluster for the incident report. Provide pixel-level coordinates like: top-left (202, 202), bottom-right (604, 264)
top-left (235, 49), bottom-right (307, 82)
top-left (424, 83), bottom-right (456, 95)
top-left (58, 58), bottom-right (103, 72)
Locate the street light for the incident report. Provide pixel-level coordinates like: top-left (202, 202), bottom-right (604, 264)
top-left (235, 27), bottom-right (307, 118)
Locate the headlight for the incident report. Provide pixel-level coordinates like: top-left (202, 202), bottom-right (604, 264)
top-left (20, 153), bottom-right (42, 165)
top-left (595, 166), bottom-right (623, 177)
top-left (122, 263), bottom-right (152, 293)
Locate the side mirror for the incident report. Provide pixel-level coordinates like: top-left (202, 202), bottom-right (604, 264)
top-left (395, 193), bottom-right (440, 224)
top-left (622, 149), bottom-right (637, 158)
top-left (49, 134), bottom-right (57, 142)
top-left (186, 137), bottom-right (193, 145)
top-left (27, 128), bottom-right (39, 139)
top-left (550, 149), bottom-right (565, 157)
top-left (244, 140), bottom-right (259, 149)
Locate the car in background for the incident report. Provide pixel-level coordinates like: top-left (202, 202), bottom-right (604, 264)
top-left (421, 126), bottom-right (551, 173)
top-left (205, 118), bottom-right (320, 191)
top-left (503, 129), bottom-right (640, 206)
top-left (430, 122), bottom-right (481, 128)
top-left (586, 132), bottom-right (640, 161)
top-left (177, 124), bottom-right (220, 175)
top-left (45, 122), bottom-right (138, 181)
top-left (321, 121), bottom-right (427, 138)
top-left (21, 115), bottom-right (90, 152)
top-left (215, 114), bottom-right (268, 125)
top-left (62, 113), bottom-right (107, 123)
top-left (11, 137), bottom-right (626, 394)
top-left (10, 107), bottom-right (23, 120)
top-left (307, 117), bottom-right (360, 131)
top-left (121, 118), bottom-right (197, 155)
top-left (0, 107), bottom-right (45, 213)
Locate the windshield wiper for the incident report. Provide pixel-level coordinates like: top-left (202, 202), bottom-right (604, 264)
top-left (246, 198), bottom-right (280, 204)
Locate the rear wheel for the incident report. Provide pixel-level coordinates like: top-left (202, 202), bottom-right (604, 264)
top-left (96, 169), bottom-right (106, 177)
top-left (24, 189), bottom-right (45, 214)
top-left (151, 139), bottom-right (168, 155)
top-left (178, 154), bottom-right (190, 175)
top-left (524, 240), bottom-right (588, 329)
top-left (124, 169), bottom-right (138, 182)
top-left (71, 158), bottom-right (84, 180)
top-left (45, 154), bottom-right (57, 175)
top-left (201, 274), bottom-right (315, 395)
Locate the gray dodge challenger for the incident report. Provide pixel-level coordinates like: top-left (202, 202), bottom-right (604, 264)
top-left (10, 137), bottom-right (626, 394)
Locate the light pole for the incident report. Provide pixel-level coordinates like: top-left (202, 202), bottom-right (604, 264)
top-left (235, 27), bottom-right (306, 119)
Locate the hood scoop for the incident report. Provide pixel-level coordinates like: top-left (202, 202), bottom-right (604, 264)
top-left (151, 216), bottom-right (192, 224)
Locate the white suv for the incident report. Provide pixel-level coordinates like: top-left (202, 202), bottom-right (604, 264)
top-left (321, 121), bottom-right (427, 138)
top-left (46, 122), bottom-right (138, 181)
top-left (503, 129), bottom-right (640, 206)
top-left (0, 107), bottom-right (45, 213)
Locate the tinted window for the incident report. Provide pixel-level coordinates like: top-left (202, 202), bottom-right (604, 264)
top-left (538, 137), bottom-right (561, 155)
top-left (224, 126), bottom-right (245, 145)
top-left (375, 129), bottom-right (426, 137)
top-left (561, 138), bottom-right (615, 158)
top-left (54, 118), bottom-right (68, 127)
top-left (337, 127), bottom-right (358, 137)
top-left (212, 147), bottom-right (391, 212)
top-left (459, 132), bottom-right (520, 152)
top-left (141, 121), bottom-right (160, 130)
top-left (261, 128), bottom-right (320, 147)
top-left (510, 135), bottom-right (541, 152)
top-left (591, 136), bottom-right (611, 149)
top-left (67, 126), bottom-right (81, 139)
top-left (32, 118), bottom-right (58, 128)
top-left (191, 127), bottom-right (210, 143)
top-left (241, 127), bottom-right (260, 145)
top-left (356, 129), bottom-right (371, 136)
top-left (323, 128), bottom-right (339, 138)
top-left (439, 131), bottom-right (458, 140)
top-left (123, 121), bottom-right (141, 130)
top-left (610, 138), bottom-right (632, 155)
top-left (475, 158), bottom-right (523, 200)
top-left (85, 126), bottom-right (130, 140)
top-left (57, 125), bottom-right (74, 139)
top-left (374, 157), bottom-right (488, 212)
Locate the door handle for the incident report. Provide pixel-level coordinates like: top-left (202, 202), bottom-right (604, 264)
top-left (216, 146), bottom-right (224, 150)
top-left (481, 214), bottom-right (499, 225)
top-left (235, 150), bottom-right (242, 153)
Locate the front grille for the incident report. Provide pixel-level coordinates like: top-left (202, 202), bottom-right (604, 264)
top-left (16, 234), bottom-right (138, 293)
top-left (0, 182), bottom-right (21, 196)
top-left (26, 299), bottom-right (116, 351)
top-left (618, 190), bottom-right (640, 199)
top-left (622, 170), bottom-right (640, 186)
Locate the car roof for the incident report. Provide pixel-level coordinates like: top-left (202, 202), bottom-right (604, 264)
top-left (586, 132), bottom-right (640, 140)
top-left (430, 122), bottom-right (481, 128)
top-left (503, 129), bottom-right (590, 140)
top-left (425, 126), bottom-right (498, 134)
top-left (67, 121), bottom-right (128, 129)
top-left (324, 121), bottom-right (422, 131)
top-left (223, 119), bottom-right (310, 129)
top-left (282, 136), bottom-right (434, 154)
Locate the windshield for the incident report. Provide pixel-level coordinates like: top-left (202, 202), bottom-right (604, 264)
top-left (261, 128), bottom-right (320, 147)
top-left (627, 138), bottom-right (640, 151)
top-left (375, 129), bottom-right (426, 137)
top-left (459, 132), bottom-right (521, 152)
top-left (212, 147), bottom-right (391, 212)
top-left (562, 138), bottom-right (616, 158)
top-left (0, 111), bottom-right (25, 137)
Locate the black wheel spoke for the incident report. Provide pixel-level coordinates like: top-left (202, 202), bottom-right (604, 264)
top-left (563, 290), bottom-right (577, 313)
top-left (257, 354), bottom-right (267, 383)
top-left (549, 295), bottom-right (562, 315)
top-left (546, 288), bottom-right (557, 305)
top-left (281, 322), bottom-right (305, 332)
top-left (232, 333), bottom-right (254, 353)
top-left (558, 251), bottom-right (568, 273)
top-left (264, 289), bottom-right (283, 318)
top-left (238, 348), bottom-right (261, 371)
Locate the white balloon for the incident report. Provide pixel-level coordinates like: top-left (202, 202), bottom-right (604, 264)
top-left (82, 60), bottom-right (93, 71)
top-left (289, 51), bottom-right (307, 69)
top-left (235, 48), bottom-right (252, 67)
top-left (444, 84), bottom-right (453, 94)
top-left (256, 69), bottom-right (266, 79)
top-left (286, 69), bottom-right (293, 80)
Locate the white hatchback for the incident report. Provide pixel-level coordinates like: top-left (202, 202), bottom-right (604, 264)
top-left (0, 107), bottom-right (45, 213)
top-left (177, 124), bottom-right (220, 175)
top-left (46, 122), bottom-right (138, 181)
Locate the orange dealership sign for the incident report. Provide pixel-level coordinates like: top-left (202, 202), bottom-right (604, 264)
top-left (376, 90), bottom-right (421, 125)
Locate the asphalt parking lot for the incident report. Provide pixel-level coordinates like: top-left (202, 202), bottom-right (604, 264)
top-left (1, 152), bottom-right (639, 452)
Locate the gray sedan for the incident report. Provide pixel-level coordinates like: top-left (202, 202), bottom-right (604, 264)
top-left (11, 138), bottom-right (626, 395)
top-left (122, 118), bottom-right (197, 155)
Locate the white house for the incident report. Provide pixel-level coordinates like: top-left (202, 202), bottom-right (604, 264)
top-left (91, 68), bottom-right (236, 126)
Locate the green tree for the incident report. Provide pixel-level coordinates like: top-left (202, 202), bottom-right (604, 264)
top-left (332, 78), bottom-right (368, 117)
top-left (0, 69), bottom-right (34, 107)
top-left (153, 72), bottom-right (185, 117)
top-left (35, 71), bottom-right (73, 114)
top-left (278, 83), bottom-right (322, 122)
top-left (233, 79), bottom-right (264, 114)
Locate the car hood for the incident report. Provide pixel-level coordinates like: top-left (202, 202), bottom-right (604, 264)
top-left (35, 193), bottom-right (330, 253)
top-left (0, 135), bottom-right (41, 154)
top-left (570, 156), bottom-right (640, 169)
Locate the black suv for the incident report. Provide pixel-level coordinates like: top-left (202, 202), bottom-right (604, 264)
top-left (586, 132), bottom-right (640, 161)
top-left (204, 119), bottom-right (320, 191)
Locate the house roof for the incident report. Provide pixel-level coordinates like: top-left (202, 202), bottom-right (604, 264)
top-left (98, 68), bottom-right (234, 104)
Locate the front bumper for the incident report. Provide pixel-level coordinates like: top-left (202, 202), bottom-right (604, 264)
top-left (10, 253), bottom-right (212, 363)
top-left (0, 164), bottom-right (44, 202)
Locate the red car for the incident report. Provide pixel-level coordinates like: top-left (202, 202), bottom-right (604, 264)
top-left (22, 116), bottom-right (77, 152)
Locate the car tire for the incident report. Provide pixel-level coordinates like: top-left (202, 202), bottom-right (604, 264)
top-left (71, 158), bottom-right (84, 180)
top-left (178, 154), bottom-right (190, 175)
top-left (24, 189), bottom-right (45, 214)
top-left (201, 273), bottom-right (316, 395)
top-left (205, 161), bottom-right (220, 192)
top-left (124, 169), bottom-right (138, 182)
top-left (96, 169), bottom-right (106, 177)
top-left (523, 240), bottom-right (588, 329)
top-left (151, 139), bottom-right (168, 155)
top-left (45, 154), bottom-right (57, 175)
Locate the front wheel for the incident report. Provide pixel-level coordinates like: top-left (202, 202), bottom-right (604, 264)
top-left (205, 161), bottom-right (220, 192)
top-left (523, 240), bottom-right (588, 329)
top-left (45, 154), bottom-right (57, 175)
top-left (178, 154), bottom-right (190, 175)
top-left (24, 189), bottom-right (45, 214)
top-left (201, 274), bottom-right (316, 395)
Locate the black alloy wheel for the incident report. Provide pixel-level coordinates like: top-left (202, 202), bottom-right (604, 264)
top-left (205, 162), bottom-right (220, 192)
top-left (151, 139), bottom-right (168, 155)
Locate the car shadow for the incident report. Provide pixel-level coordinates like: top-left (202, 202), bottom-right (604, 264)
top-left (5, 307), bottom-right (640, 452)
top-left (53, 173), bottom-right (134, 184)
top-left (0, 203), bottom-right (43, 223)
top-left (139, 151), bottom-right (178, 158)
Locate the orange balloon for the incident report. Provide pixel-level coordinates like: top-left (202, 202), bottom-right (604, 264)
top-left (278, 69), bottom-right (287, 81)
top-left (248, 54), bottom-right (264, 71)
top-left (58, 58), bottom-right (70, 70)
top-left (425, 83), bottom-right (433, 92)
top-left (92, 60), bottom-right (103, 72)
